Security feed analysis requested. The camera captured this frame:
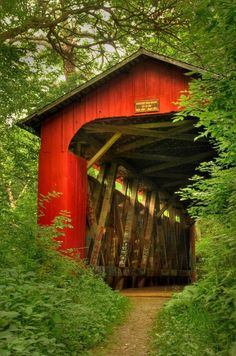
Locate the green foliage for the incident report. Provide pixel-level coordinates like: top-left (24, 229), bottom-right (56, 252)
top-left (152, 219), bottom-right (236, 356)
top-left (0, 0), bottom-right (191, 121)
top-left (0, 193), bottom-right (128, 355)
top-left (177, 0), bottom-right (236, 165)
top-left (151, 1), bottom-right (236, 355)
top-left (0, 123), bottom-right (39, 211)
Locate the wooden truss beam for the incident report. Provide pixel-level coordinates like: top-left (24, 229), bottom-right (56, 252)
top-left (157, 202), bottom-right (169, 218)
top-left (85, 122), bottom-right (193, 139)
top-left (147, 172), bottom-right (190, 179)
top-left (92, 164), bottom-right (106, 215)
top-left (76, 130), bottom-right (101, 150)
top-left (114, 124), bottom-right (194, 154)
top-left (119, 179), bottom-right (139, 268)
top-left (162, 179), bottom-right (189, 189)
top-left (90, 162), bottom-right (117, 265)
top-left (86, 184), bottom-right (98, 249)
top-left (142, 151), bottom-right (213, 175)
top-left (115, 152), bottom-right (185, 162)
top-left (87, 132), bottom-right (121, 168)
top-left (141, 191), bottom-right (157, 269)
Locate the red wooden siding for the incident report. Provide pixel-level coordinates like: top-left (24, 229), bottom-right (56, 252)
top-left (38, 58), bottom-right (191, 256)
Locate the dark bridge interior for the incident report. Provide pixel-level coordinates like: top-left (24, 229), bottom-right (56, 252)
top-left (70, 113), bottom-right (214, 289)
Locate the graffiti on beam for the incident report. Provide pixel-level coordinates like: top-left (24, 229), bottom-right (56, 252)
top-left (119, 240), bottom-right (129, 268)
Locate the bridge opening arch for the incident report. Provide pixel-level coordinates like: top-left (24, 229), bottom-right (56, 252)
top-left (68, 113), bottom-right (213, 289)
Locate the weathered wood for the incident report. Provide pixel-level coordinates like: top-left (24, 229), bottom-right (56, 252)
top-left (162, 179), bottom-right (189, 188)
top-left (159, 224), bottom-right (168, 269)
top-left (114, 194), bottom-right (124, 240)
top-left (189, 222), bottom-right (197, 283)
top-left (148, 172), bottom-right (189, 179)
top-left (141, 191), bottom-right (157, 269)
top-left (160, 269), bottom-right (191, 277)
top-left (115, 123), bottom-right (194, 154)
top-left (90, 162), bottom-right (117, 265)
top-left (131, 119), bottom-right (195, 129)
top-left (170, 207), bottom-right (179, 270)
top-left (86, 124), bottom-right (193, 139)
top-left (114, 277), bottom-right (125, 290)
top-left (121, 178), bottom-right (129, 222)
top-left (92, 164), bottom-right (106, 216)
top-left (119, 179), bottom-right (139, 268)
top-left (116, 137), bottom-right (161, 154)
top-left (74, 141), bottom-right (82, 155)
top-left (116, 152), bottom-right (185, 161)
top-left (87, 132), bottom-right (122, 168)
top-left (142, 151), bottom-right (213, 175)
top-left (77, 130), bottom-right (102, 151)
top-left (157, 202), bottom-right (169, 218)
top-left (86, 184), bottom-right (98, 239)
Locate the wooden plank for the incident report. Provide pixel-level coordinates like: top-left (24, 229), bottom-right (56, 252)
top-left (119, 179), bottom-right (139, 268)
top-left (138, 190), bottom-right (149, 261)
top-left (142, 151), bottom-right (213, 175)
top-left (170, 207), bottom-right (179, 270)
top-left (148, 172), bottom-right (189, 179)
top-left (115, 152), bottom-right (185, 161)
top-left (141, 191), bottom-right (157, 269)
top-left (92, 164), bottom-right (106, 215)
top-left (86, 125), bottom-right (162, 138)
top-left (131, 119), bottom-right (195, 129)
top-left (87, 132), bottom-right (121, 168)
top-left (189, 222), bottom-right (197, 283)
top-left (86, 122), bottom-right (193, 139)
top-left (77, 130), bottom-right (102, 151)
top-left (74, 141), bottom-right (82, 155)
top-left (157, 202), bottom-right (169, 218)
top-left (159, 224), bottom-right (168, 269)
top-left (90, 162), bottom-right (117, 265)
top-left (116, 137), bottom-right (161, 154)
top-left (121, 178), bottom-right (129, 221)
top-left (162, 179), bottom-right (189, 188)
top-left (86, 184), bottom-right (98, 239)
top-left (115, 123), bottom-right (194, 154)
top-left (114, 194), bottom-right (124, 239)
top-left (173, 134), bottom-right (196, 142)
top-left (160, 269), bottom-right (191, 277)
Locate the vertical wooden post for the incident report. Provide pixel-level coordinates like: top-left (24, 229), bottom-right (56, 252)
top-left (93, 164), bottom-right (106, 216)
top-left (189, 221), bottom-right (198, 283)
top-left (86, 184), bottom-right (98, 259)
top-left (131, 193), bottom-right (144, 271)
top-left (141, 191), bottom-right (157, 269)
top-left (138, 191), bottom-right (157, 288)
top-left (169, 206), bottom-right (179, 271)
top-left (119, 179), bottom-right (139, 268)
top-left (90, 162), bottom-right (117, 266)
top-left (86, 184), bottom-right (98, 237)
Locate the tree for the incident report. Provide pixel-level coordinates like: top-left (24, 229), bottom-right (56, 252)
top-left (179, 0), bottom-right (236, 165)
top-left (0, 0), bottom-right (191, 120)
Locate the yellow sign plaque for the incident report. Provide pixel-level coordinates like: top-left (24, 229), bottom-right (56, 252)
top-left (135, 99), bottom-right (159, 113)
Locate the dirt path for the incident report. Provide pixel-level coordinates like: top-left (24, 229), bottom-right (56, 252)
top-left (90, 295), bottom-right (169, 356)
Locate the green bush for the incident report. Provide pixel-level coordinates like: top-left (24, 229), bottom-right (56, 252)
top-left (151, 209), bottom-right (236, 355)
top-left (0, 192), bottom-right (128, 355)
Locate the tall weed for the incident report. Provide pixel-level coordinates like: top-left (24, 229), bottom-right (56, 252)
top-left (0, 192), bottom-right (128, 355)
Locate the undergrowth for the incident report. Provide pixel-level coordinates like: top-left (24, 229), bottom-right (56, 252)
top-left (151, 222), bottom-right (236, 356)
top-left (0, 192), bottom-right (129, 355)
top-left (151, 168), bottom-right (236, 356)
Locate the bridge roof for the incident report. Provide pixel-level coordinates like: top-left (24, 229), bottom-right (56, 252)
top-left (19, 48), bottom-right (203, 132)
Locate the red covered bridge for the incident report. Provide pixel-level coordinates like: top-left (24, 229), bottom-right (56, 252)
top-left (21, 48), bottom-right (213, 288)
